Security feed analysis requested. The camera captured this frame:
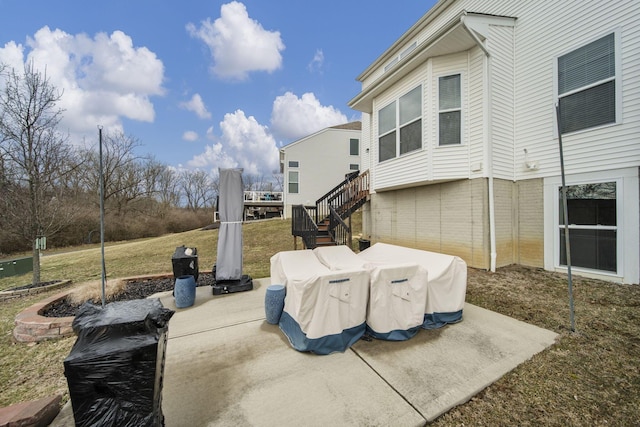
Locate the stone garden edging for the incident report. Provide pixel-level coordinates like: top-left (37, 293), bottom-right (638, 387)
top-left (12, 273), bottom-right (173, 343)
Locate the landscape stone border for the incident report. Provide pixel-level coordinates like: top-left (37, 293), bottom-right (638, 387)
top-left (12, 273), bottom-right (174, 343)
top-left (0, 279), bottom-right (72, 302)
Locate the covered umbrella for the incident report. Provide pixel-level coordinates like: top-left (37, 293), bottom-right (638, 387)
top-left (213, 168), bottom-right (253, 295)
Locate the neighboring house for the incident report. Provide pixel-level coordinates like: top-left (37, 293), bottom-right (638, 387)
top-left (348, 0), bottom-right (639, 284)
top-left (280, 122), bottom-right (362, 218)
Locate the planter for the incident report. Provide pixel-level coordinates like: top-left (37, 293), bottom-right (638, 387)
top-left (174, 275), bottom-right (197, 308)
top-left (265, 284), bottom-right (286, 324)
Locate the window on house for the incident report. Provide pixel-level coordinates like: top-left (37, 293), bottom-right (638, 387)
top-left (377, 85), bottom-right (422, 162)
top-left (349, 164), bottom-right (359, 171)
top-left (558, 182), bottom-right (617, 272)
top-left (288, 161), bottom-right (299, 168)
top-left (439, 74), bottom-right (461, 146)
top-left (350, 138), bottom-right (359, 156)
top-left (558, 32), bottom-right (617, 134)
top-left (288, 171), bottom-right (299, 194)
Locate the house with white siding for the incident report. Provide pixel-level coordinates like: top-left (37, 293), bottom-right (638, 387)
top-left (348, 0), bottom-right (639, 284)
top-left (280, 122), bottom-right (362, 218)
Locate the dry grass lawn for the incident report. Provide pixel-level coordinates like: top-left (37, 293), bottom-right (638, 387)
top-left (1, 216), bottom-right (639, 426)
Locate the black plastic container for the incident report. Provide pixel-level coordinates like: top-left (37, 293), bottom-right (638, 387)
top-left (171, 246), bottom-right (199, 281)
top-left (358, 239), bottom-right (371, 252)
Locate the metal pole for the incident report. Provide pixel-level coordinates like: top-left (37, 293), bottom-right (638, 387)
top-left (555, 104), bottom-right (576, 332)
top-left (98, 126), bottom-right (106, 308)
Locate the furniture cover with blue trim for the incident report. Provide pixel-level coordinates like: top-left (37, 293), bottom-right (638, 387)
top-left (270, 250), bottom-right (369, 355)
top-left (357, 243), bottom-right (467, 329)
top-left (314, 246), bottom-right (428, 341)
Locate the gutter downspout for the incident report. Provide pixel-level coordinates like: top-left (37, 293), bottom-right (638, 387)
top-left (462, 14), bottom-right (497, 272)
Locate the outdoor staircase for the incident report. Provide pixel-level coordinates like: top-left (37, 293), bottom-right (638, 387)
top-left (292, 170), bottom-right (369, 249)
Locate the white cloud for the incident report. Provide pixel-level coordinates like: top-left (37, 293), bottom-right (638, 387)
top-left (189, 109), bottom-right (280, 175)
top-left (186, 1), bottom-right (285, 80)
top-left (183, 130), bottom-right (199, 141)
top-left (0, 26), bottom-right (165, 144)
top-left (270, 91), bottom-right (348, 140)
top-left (308, 49), bottom-right (324, 73)
top-left (179, 93), bottom-right (211, 119)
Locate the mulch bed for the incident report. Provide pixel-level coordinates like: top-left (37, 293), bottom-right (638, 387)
top-left (42, 273), bottom-right (215, 318)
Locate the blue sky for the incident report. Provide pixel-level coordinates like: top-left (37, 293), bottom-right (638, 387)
top-left (0, 0), bottom-right (437, 176)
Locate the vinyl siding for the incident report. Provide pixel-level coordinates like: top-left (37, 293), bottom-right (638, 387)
top-left (432, 52), bottom-right (470, 180)
top-left (489, 25), bottom-right (515, 181)
top-left (359, 0), bottom-right (640, 185)
top-left (510, 0), bottom-right (640, 179)
top-left (468, 46), bottom-right (485, 178)
top-left (372, 64), bottom-right (430, 190)
top-left (281, 128), bottom-right (361, 216)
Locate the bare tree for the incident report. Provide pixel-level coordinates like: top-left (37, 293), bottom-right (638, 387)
top-left (0, 62), bottom-right (77, 285)
top-left (79, 131), bottom-right (153, 216)
top-left (180, 169), bottom-right (215, 211)
top-left (271, 170), bottom-right (284, 192)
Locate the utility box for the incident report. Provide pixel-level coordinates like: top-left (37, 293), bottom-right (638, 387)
top-left (0, 257), bottom-right (33, 278)
top-left (171, 246), bottom-right (199, 281)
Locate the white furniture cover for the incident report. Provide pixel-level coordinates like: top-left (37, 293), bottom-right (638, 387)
top-left (270, 250), bottom-right (369, 355)
top-left (358, 243), bottom-right (467, 329)
top-left (314, 246), bottom-right (428, 341)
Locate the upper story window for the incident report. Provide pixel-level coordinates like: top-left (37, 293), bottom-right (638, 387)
top-left (378, 85), bottom-right (422, 162)
top-left (288, 161), bottom-right (299, 168)
top-left (350, 138), bottom-right (359, 156)
top-left (438, 74), bottom-right (462, 146)
top-left (557, 32), bottom-right (618, 134)
top-left (288, 171), bottom-right (299, 194)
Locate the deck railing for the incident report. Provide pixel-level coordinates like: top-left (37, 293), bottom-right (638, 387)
top-left (291, 170), bottom-right (369, 249)
top-left (244, 191), bottom-right (283, 202)
top-left (291, 205), bottom-right (317, 249)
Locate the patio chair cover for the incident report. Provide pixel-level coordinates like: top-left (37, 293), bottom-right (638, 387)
top-left (270, 250), bottom-right (369, 355)
top-left (314, 246), bottom-right (428, 340)
top-left (358, 243), bottom-right (467, 329)
top-left (216, 168), bottom-right (244, 281)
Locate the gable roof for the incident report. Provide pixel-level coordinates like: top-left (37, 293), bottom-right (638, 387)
top-left (281, 121), bottom-right (362, 152)
top-left (349, 11), bottom-right (516, 113)
top-left (330, 121), bottom-right (362, 131)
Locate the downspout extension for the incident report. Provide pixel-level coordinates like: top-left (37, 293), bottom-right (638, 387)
top-left (462, 14), bottom-right (497, 272)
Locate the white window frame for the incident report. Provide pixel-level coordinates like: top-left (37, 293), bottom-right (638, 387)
top-left (553, 29), bottom-right (622, 137)
top-left (437, 73), bottom-right (463, 147)
top-left (288, 171), bottom-right (299, 194)
top-left (350, 138), bottom-right (359, 156)
top-left (553, 177), bottom-right (623, 278)
top-left (376, 85), bottom-right (423, 163)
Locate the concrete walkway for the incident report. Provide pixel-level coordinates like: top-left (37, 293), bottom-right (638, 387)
top-left (51, 278), bottom-right (557, 426)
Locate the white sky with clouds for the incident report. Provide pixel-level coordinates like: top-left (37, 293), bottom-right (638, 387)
top-left (0, 0), bottom-right (436, 176)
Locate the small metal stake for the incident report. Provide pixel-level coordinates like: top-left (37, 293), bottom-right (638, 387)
top-left (98, 126), bottom-right (106, 308)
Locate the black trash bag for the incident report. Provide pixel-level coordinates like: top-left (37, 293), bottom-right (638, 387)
top-left (64, 299), bottom-right (174, 427)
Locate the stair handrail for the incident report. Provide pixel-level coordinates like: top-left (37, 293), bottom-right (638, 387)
top-left (291, 204), bottom-right (318, 249)
top-left (315, 170), bottom-right (364, 223)
top-left (327, 170), bottom-right (370, 219)
top-left (328, 205), bottom-right (351, 247)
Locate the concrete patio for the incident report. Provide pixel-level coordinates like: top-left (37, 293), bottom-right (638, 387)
top-left (51, 277), bottom-right (557, 426)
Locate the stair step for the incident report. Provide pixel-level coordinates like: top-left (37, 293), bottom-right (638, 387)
top-left (315, 241), bottom-right (337, 247)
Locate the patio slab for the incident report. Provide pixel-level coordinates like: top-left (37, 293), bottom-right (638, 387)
top-left (50, 278), bottom-right (558, 426)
